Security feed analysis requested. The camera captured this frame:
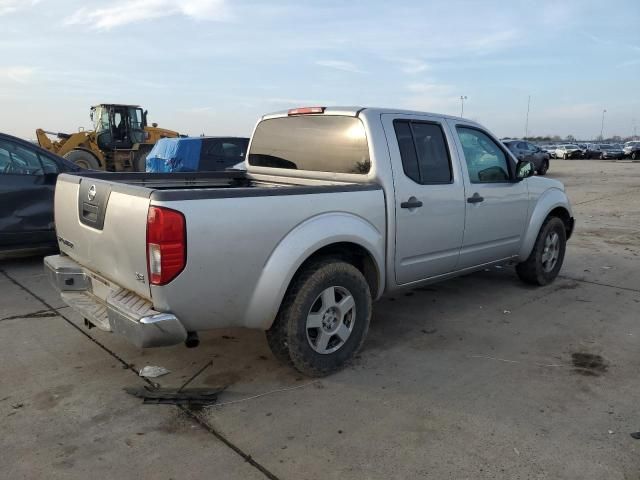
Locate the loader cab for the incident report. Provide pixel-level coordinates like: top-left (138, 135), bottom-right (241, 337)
top-left (91, 104), bottom-right (147, 151)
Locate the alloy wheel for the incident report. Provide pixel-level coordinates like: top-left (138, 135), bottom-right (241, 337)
top-left (541, 231), bottom-right (560, 272)
top-left (306, 286), bottom-right (356, 354)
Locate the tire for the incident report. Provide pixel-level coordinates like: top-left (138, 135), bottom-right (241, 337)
top-left (133, 144), bottom-right (154, 172)
top-left (63, 149), bottom-right (101, 170)
top-left (266, 259), bottom-right (372, 377)
top-left (516, 216), bottom-right (567, 286)
top-left (537, 160), bottom-right (549, 175)
top-left (632, 152), bottom-right (638, 161)
top-left (563, 153), bottom-right (568, 160)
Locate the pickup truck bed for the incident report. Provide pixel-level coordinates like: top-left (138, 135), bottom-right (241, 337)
top-left (48, 170), bottom-right (385, 349)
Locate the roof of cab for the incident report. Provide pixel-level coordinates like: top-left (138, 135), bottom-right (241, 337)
top-left (261, 106), bottom-right (477, 124)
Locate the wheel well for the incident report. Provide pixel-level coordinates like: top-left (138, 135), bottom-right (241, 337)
top-left (295, 242), bottom-right (380, 298)
top-left (548, 207), bottom-right (574, 239)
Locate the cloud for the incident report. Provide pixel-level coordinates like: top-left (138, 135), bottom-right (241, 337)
top-left (65, 0), bottom-right (229, 30)
top-left (403, 81), bottom-right (460, 115)
top-left (389, 58), bottom-right (429, 74)
top-left (468, 29), bottom-right (519, 54)
top-left (542, 103), bottom-right (601, 120)
top-left (0, 0), bottom-right (40, 16)
top-left (315, 60), bottom-right (365, 74)
top-left (617, 58), bottom-right (640, 68)
top-left (264, 97), bottom-right (336, 106)
top-left (0, 66), bottom-right (37, 83)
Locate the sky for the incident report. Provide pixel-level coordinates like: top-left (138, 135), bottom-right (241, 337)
top-left (1, 0), bottom-right (639, 141)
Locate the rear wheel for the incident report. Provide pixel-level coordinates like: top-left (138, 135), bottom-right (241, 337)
top-left (63, 149), bottom-right (100, 170)
top-left (537, 160), bottom-right (549, 175)
top-left (632, 151), bottom-right (638, 161)
top-left (266, 259), bottom-right (372, 377)
top-left (516, 216), bottom-right (566, 286)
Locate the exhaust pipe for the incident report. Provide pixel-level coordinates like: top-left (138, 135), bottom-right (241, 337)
top-left (185, 331), bottom-right (199, 348)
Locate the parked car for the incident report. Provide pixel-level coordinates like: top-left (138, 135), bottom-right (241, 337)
top-left (542, 145), bottom-right (557, 158)
top-left (0, 132), bottom-right (82, 256)
top-left (623, 141), bottom-right (640, 160)
top-left (555, 144), bottom-right (582, 159)
top-left (503, 140), bottom-right (550, 175)
top-left (597, 144), bottom-right (624, 160)
top-left (146, 136), bottom-right (249, 172)
top-left (45, 106), bottom-right (574, 376)
top-left (582, 144), bottom-right (601, 159)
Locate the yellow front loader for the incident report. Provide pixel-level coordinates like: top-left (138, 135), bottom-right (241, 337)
top-left (37, 104), bottom-right (179, 171)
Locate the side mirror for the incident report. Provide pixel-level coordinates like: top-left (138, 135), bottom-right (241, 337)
top-left (515, 160), bottom-right (535, 180)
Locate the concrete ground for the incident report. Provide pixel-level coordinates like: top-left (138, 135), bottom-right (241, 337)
top-left (1, 160), bottom-right (639, 479)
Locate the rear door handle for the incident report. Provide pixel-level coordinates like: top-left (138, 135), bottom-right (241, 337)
top-left (467, 193), bottom-right (484, 204)
top-left (401, 197), bottom-right (423, 209)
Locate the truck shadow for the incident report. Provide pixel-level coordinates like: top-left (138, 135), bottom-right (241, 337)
top-left (363, 266), bottom-right (548, 354)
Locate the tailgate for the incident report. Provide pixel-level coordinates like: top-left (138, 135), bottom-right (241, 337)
top-left (54, 174), bottom-right (152, 299)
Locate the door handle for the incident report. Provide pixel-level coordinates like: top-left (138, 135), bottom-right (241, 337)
top-left (467, 193), bottom-right (484, 204)
top-left (401, 197), bottom-right (423, 209)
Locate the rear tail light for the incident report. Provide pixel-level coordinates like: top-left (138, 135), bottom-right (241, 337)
top-left (146, 206), bottom-right (186, 285)
top-left (288, 106), bottom-right (325, 115)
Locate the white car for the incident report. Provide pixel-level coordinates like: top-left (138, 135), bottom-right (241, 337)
top-left (555, 144), bottom-right (582, 160)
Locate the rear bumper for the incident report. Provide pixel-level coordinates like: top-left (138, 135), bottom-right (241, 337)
top-left (45, 254), bottom-right (187, 348)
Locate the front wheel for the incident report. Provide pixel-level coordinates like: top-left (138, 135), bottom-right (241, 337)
top-left (516, 217), bottom-right (567, 286)
top-left (64, 149), bottom-right (101, 170)
top-left (266, 259), bottom-right (372, 377)
top-left (632, 152), bottom-right (638, 160)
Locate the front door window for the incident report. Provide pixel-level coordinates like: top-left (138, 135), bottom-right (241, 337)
top-left (456, 127), bottom-right (511, 183)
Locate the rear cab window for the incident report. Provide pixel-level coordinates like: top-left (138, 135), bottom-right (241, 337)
top-left (393, 120), bottom-right (452, 184)
top-left (248, 115), bottom-right (370, 174)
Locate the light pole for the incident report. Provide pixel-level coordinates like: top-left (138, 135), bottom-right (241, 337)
top-left (524, 95), bottom-right (531, 140)
top-left (460, 96), bottom-right (467, 117)
top-left (600, 109), bottom-right (607, 140)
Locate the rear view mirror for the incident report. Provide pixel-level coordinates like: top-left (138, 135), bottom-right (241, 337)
top-left (515, 160), bottom-right (535, 180)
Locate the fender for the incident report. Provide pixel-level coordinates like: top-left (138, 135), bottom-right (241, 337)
top-left (243, 212), bottom-right (385, 330)
top-left (518, 187), bottom-right (573, 259)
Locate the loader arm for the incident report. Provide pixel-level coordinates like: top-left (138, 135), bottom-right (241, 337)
top-left (35, 128), bottom-right (54, 152)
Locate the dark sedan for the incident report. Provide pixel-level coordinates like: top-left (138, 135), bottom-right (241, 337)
top-left (503, 140), bottom-right (550, 175)
top-left (0, 132), bottom-right (82, 256)
top-left (598, 144), bottom-right (624, 160)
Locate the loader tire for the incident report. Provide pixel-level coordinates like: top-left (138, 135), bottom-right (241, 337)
top-left (64, 150), bottom-right (100, 170)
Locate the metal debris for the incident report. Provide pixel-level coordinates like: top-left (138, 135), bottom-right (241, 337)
top-left (124, 386), bottom-right (221, 407)
top-left (139, 365), bottom-right (170, 378)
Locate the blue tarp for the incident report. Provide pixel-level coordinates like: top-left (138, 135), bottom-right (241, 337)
top-left (146, 137), bottom-right (202, 173)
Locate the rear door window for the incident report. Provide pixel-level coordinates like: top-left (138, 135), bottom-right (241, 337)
top-left (393, 120), bottom-right (452, 184)
top-left (0, 140), bottom-right (44, 175)
top-left (38, 154), bottom-right (59, 174)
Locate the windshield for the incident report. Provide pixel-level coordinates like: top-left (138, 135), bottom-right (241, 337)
top-left (599, 144), bottom-right (612, 149)
top-left (248, 115), bottom-right (370, 174)
top-left (564, 145), bottom-right (578, 149)
top-left (128, 107), bottom-right (144, 131)
top-left (91, 106), bottom-right (110, 132)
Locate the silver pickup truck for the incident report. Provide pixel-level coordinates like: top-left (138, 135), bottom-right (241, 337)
top-left (45, 106), bottom-right (574, 376)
